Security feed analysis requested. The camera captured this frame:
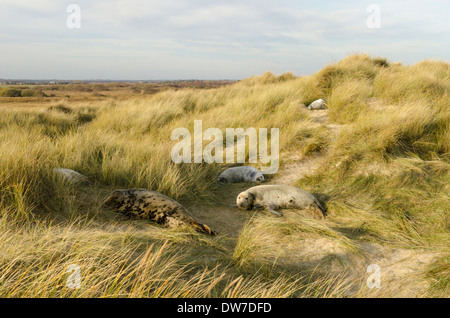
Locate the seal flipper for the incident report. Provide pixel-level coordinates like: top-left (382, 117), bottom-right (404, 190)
top-left (190, 221), bottom-right (217, 236)
top-left (266, 205), bottom-right (282, 217)
top-left (253, 203), bottom-right (264, 210)
top-left (313, 198), bottom-right (327, 219)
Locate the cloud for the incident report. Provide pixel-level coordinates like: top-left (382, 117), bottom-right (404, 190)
top-left (0, 0), bottom-right (449, 79)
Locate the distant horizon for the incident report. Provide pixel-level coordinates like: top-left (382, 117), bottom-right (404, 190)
top-left (1, 54), bottom-right (447, 82)
top-left (0, 78), bottom-right (240, 82)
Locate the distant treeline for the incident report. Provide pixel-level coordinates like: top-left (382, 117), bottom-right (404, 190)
top-left (0, 87), bottom-right (47, 97)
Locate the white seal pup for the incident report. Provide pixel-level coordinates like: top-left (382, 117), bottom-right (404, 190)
top-left (102, 188), bottom-right (216, 236)
top-left (307, 98), bottom-right (327, 110)
top-left (236, 185), bottom-right (326, 219)
top-left (218, 166), bottom-right (264, 183)
top-left (53, 168), bottom-right (93, 186)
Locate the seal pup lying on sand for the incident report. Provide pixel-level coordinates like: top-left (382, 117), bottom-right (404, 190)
top-left (103, 188), bottom-right (216, 236)
top-left (307, 98), bottom-right (327, 110)
top-left (218, 166), bottom-right (264, 183)
top-left (236, 185), bottom-right (326, 219)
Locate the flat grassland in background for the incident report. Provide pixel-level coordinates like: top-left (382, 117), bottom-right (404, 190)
top-left (0, 54), bottom-right (448, 297)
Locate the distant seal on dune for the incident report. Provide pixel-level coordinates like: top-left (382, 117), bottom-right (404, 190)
top-left (53, 168), bottom-right (93, 186)
top-left (307, 98), bottom-right (327, 110)
top-left (236, 185), bottom-right (326, 219)
top-left (103, 188), bottom-right (216, 236)
top-left (218, 166), bottom-right (264, 183)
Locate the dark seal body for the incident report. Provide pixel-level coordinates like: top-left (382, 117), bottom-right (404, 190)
top-left (103, 188), bottom-right (215, 235)
top-left (236, 185), bottom-right (326, 219)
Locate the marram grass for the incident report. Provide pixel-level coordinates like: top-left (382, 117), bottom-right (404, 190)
top-left (0, 54), bottom-right (448, 297)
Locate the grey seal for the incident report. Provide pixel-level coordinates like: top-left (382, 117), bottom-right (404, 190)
top-left (53, 168), bottom-right (93, 186)
top-left (236, 185), bottom-right (326, 219)
top-left (218, 166), bottom-right (264, 183)
top-left (103, 188), bottom-right (216, 236)
top-left (307, 98), bottom-right (327, 110)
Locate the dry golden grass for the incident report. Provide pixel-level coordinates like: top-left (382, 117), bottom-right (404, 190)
top-left (0, 54), bottom-right (448, 297)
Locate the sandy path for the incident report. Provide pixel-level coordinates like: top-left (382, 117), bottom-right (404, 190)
top-left (190, 108), bottom-right (440, 297)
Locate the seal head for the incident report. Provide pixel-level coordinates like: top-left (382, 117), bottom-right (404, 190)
top-left (236, 191), bottom-right (255, 210)
top-left (102, 189), bottom-right (127, 210)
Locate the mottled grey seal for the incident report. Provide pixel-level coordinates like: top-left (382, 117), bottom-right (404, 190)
top-left (103, 188), bottom-right (216, 236)
top-left (53, 168), bottom-right (93, 186)
top-left (218, 166), bottom-right (264, 183)
top-left (236, 185), bottom-right (326, 219)
top-left (307, 98), bottom-right (327, 110)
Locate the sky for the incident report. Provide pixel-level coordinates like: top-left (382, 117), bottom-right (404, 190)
top-left (0, 0), bottom-right (449, 80)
